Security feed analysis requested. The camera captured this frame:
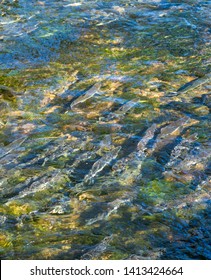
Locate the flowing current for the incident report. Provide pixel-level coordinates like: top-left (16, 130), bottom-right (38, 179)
top-left (0, 0), bottom-right (210, 260)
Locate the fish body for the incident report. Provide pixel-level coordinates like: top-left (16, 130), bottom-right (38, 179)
top-left (84, 146), bottom-right (121, 183)
top-left (137, 124), bottom-right (157, 153)
top-left (176, 72), bottom-right (211, 95)
top-left (71, 82), bottom-right (101, 109)
top-left (158, 116), bottom-right (197, 139)
top-left (0, 137), bottom-right (27, 160)
top-left (114, 97), bottom-right (140, 115)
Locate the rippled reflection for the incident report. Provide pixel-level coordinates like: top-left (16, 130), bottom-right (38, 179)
top-left (0, 0), bottom-right (210, 260)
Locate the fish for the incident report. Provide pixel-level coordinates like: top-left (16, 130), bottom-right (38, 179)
top-left (137, 124), bottom-right (157, 153)
top-left (148, 117), bottom-right (199, 164)
top-left (6, 170), bottom-right (66, 201)
top-left (17, 136), bottom-right (82, 169)
top-left (81, 235), bottom-right (114, 260)
top-left (1, 175), bottom-right (42, 200)
top-left (176, 72), bottom-right (211, 95)
top-left (158, 116), bottom-right (197, 139)
top-left (172, 145), bottom-right (210, 171)
top-left (0, 137), bottom-right (27, 160)
top-left (85, 198), bottom-right (132, 226)
top-left (83, 146), bottom-right (121, 183)
top-left (71, 82), bottom-right (101, 109)
top-left (99, 97), bottom-right (141, 122)
top-left (0, 19), bottom-right (20, 25)
top-left (68, 135), bottom-right (114, 181)
top-left (111, 126), bottom-right (158, 183)
top-left (96, 19), bottom-right (117, 26)
top-left (114, 97), bottom-right (140, 115)
top-left (41, 144), bottom-right (74, 166)
top-left (166, 133), bottom-right (198, 168)
top-left (63, 3), bottom-right (82, 7)
top-left (111, 125), bottom-right (157, 176)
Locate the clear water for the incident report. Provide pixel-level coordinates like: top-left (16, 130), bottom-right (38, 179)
top-left (0, 0), bottom-right (210, 259)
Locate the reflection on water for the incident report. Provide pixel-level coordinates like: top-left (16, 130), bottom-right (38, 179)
top-left (0, 0), bottom-right (210, 260)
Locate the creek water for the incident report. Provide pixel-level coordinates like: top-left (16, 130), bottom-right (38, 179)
top-left (0, 0), bottom-right (210, 259)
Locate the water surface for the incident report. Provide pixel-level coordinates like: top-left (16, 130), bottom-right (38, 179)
top-left (0, 0), bottom-right (211, 260)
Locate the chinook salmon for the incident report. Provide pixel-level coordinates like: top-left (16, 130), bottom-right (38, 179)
top-left (83, 146), bottom-right (121, 183)
top-left (114, 97), bottom-right (140, 115)
top-left (176, 72), bottom-right (211, 95)
top-left (0, 136), bottom-right (27, 160)
top-left (137, 124), bottom-right (157, 153)
top-left (71, 82), bottom-right (101, 109)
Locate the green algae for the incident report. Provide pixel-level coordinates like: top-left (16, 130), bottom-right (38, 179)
top-left (138, 178), bottom-right (191, 206)
top-left (0, 0), bottom-right (210, 260)
top-left (0, 202), bottom-right (35, 217)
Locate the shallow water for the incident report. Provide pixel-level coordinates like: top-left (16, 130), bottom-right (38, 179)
top-left (0, 0), bottom-right (211, 260)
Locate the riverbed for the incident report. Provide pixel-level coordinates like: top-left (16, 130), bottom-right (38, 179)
top-left (0, 0), bottom-right (210, 259)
